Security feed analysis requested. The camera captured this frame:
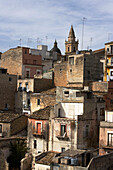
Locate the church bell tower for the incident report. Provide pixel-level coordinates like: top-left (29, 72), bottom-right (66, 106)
top-left (65, 25), bottom-right (79, 54)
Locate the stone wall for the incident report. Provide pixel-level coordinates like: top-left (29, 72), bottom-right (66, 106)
top-left (21, 153), bottom-right (33, 170)
top-left (30, 93), bottom-right (56, 113)
top-left (54, 62), bottom-right (68, 87)
top-left (88, 152), bottom-right (113, 170)
top-left (34, 78), bottom-right (54, 93)
top-left (11, 115), bottom-right (28, 136)
top-left (0, 73), bottom-right (17, 111)
top-left (1, 47), bottom-right (23, 76)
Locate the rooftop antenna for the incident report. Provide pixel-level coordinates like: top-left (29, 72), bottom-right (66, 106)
top-left (108, 33), bottom-right (112, 42)
top-left (27, 38), bottom-right (32, 47)
top-left (81, 17), bottom-right (87, 50)
top-left (45, 36), bottom-right (48, 45)
top-left (37, 37), bottom-right (39, 46)
top-left (90, 37), bottom-right (93, 49)
top-left (19, 38), bottom-right (22, 46)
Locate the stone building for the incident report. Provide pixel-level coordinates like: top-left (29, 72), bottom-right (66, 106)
top-left (0, 112), bottom-right (28, 138)
top-left (54, 52), bottom-right (103, 88)
top-left (0, 68), bottom-right (17, 111)
top-left (30, 88), bottom-right (56, 113)
top-left (27, 106), bottom-right (54, 155)
top-left (99, 82), bottom-right (113, 155)
top-left (1, 46), bottom-right (42, 78)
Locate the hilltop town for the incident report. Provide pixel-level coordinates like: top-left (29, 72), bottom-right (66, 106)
top-left (0, 26), bottom-right (113, 170)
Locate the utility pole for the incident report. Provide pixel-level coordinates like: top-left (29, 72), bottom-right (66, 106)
top-left (81, 17), bottom-right (87, 50)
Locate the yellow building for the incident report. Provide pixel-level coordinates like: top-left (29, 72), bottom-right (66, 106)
top-left (104, 42), bottom-right (113, 81)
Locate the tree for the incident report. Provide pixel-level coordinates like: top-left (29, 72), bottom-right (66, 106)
top-left (7, 139), bottom-right (28, 170)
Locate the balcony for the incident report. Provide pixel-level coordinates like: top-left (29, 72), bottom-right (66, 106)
top-left (106, 62), bottom-right (113, 67)
top-left (32, 130), bottom-right (45, 138)
top-left (56, 132), bottom-right (69, 141)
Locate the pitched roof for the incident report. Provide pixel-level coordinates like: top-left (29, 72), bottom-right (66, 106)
top-left (29, 106), bottom-right (51, 120)
top-left (60, 149), bottom-right (86, 157)
top-left (0, 112), bottom-right (20, 123)
top-left (35, 151), bottom-right (57, 165)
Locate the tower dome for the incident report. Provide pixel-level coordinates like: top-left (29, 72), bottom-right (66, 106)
top-left (50, 40), bottom-right (61, 55)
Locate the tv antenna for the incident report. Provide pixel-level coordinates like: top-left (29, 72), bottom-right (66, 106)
top-left (81, 17), bottom-right (87, 50)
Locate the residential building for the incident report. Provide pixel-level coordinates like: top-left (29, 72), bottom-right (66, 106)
top-left (30, 88), bottom-right (56, 113)
top-left (27, 106), bottom-right (54, 155)
top-left (104, 41), bottom-right (113, 81)
top-left (51, 148), bottom-right (113, 170)
top-left (0, 112), bottom-right (28, 138)
top-left (0, 67), bottom-right (17, 111)
top-left (54, 52), bottom-right (103, 88)
top-left (1, 46), bottom-right (42, 78)
top-left (99, 82), bottom-right (113, 155)
top-left (34, 151), bottom-right (57, 170)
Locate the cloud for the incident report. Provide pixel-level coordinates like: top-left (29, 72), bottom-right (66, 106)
top-left (0, 0), bottom-right (113, 53)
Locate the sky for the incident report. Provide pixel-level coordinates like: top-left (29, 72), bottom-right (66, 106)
top-left (0, 0), bottom-right (113, 54)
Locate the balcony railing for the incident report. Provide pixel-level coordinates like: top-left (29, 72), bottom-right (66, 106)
top-left (56, 132), bottom-right (69, 141)
top-left (32, 130), bottom-right (45, 138)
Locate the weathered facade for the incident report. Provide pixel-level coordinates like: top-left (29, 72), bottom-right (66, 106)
top-left (1, 47), bottom-right (42, 78)
top-left (27, 106), bottom-right (54, 155)
top-left (0, 68), bottom-right (17, 111)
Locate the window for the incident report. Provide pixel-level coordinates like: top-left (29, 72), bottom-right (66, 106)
top-left (76, 92), bottom-right (81, 97)
top-left (69, 57), bottom-right (74, 65)
top-left (27, 99), bottom-right (30, 107)
top-left (37, 99), bottom-right (40, 105)
top-left (61, 147), bottom-right (65, 152)
top-left (26, 70), bottom-right (30, 78)
top-left (70, 69), bottom-right (72, 73)
top-left (85, 125), bottom-right (89, 137)
top-left (58, 108), bottom-right (61, 117)
top-left (37, 70), bottom-right (41, 74)
top-left (19, 82), bottom-right (22, 88)
top-left (25, 50), bottom-right (27, 54)
top-left (73, 47), bottom-right (76, 52)
top-left (111, 71), bottom-right (113, 76)
top-left (111, 45), bottom-right (113, 54)
top-left (9, 77), bottom-right (12, 81)
top-left (5, 104), bottom-right (8, 110)
top-left (34, 140), bottom-right (37, 149)
top-left (87, 92), bottom-right (92, 99)
top-left (26, 82), bottom-right (28, 90)
top-left (108, 133), bottom-right (113, 146)
top-left (68, 47), bottom-right (70, 52)
top-left (61, 125), bottom-right (66, 136)
top-left (107, 59), bottom-right (109, 63)
top-left (100, 108), bottom-right (105, 116)
top-left (64, 91), bottom-right (69, 97)
top-left (36, 122), bottom-right (41, 134)
top-left (111, 58), bottom-right (113, 65)
top-left (0, 125), bottom-right (2, 133)
top-left (107, 48), bottom-right (109, 53)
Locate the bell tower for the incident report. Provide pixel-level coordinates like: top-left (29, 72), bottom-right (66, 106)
top-left (65, 25), bottom-right (79, 54)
